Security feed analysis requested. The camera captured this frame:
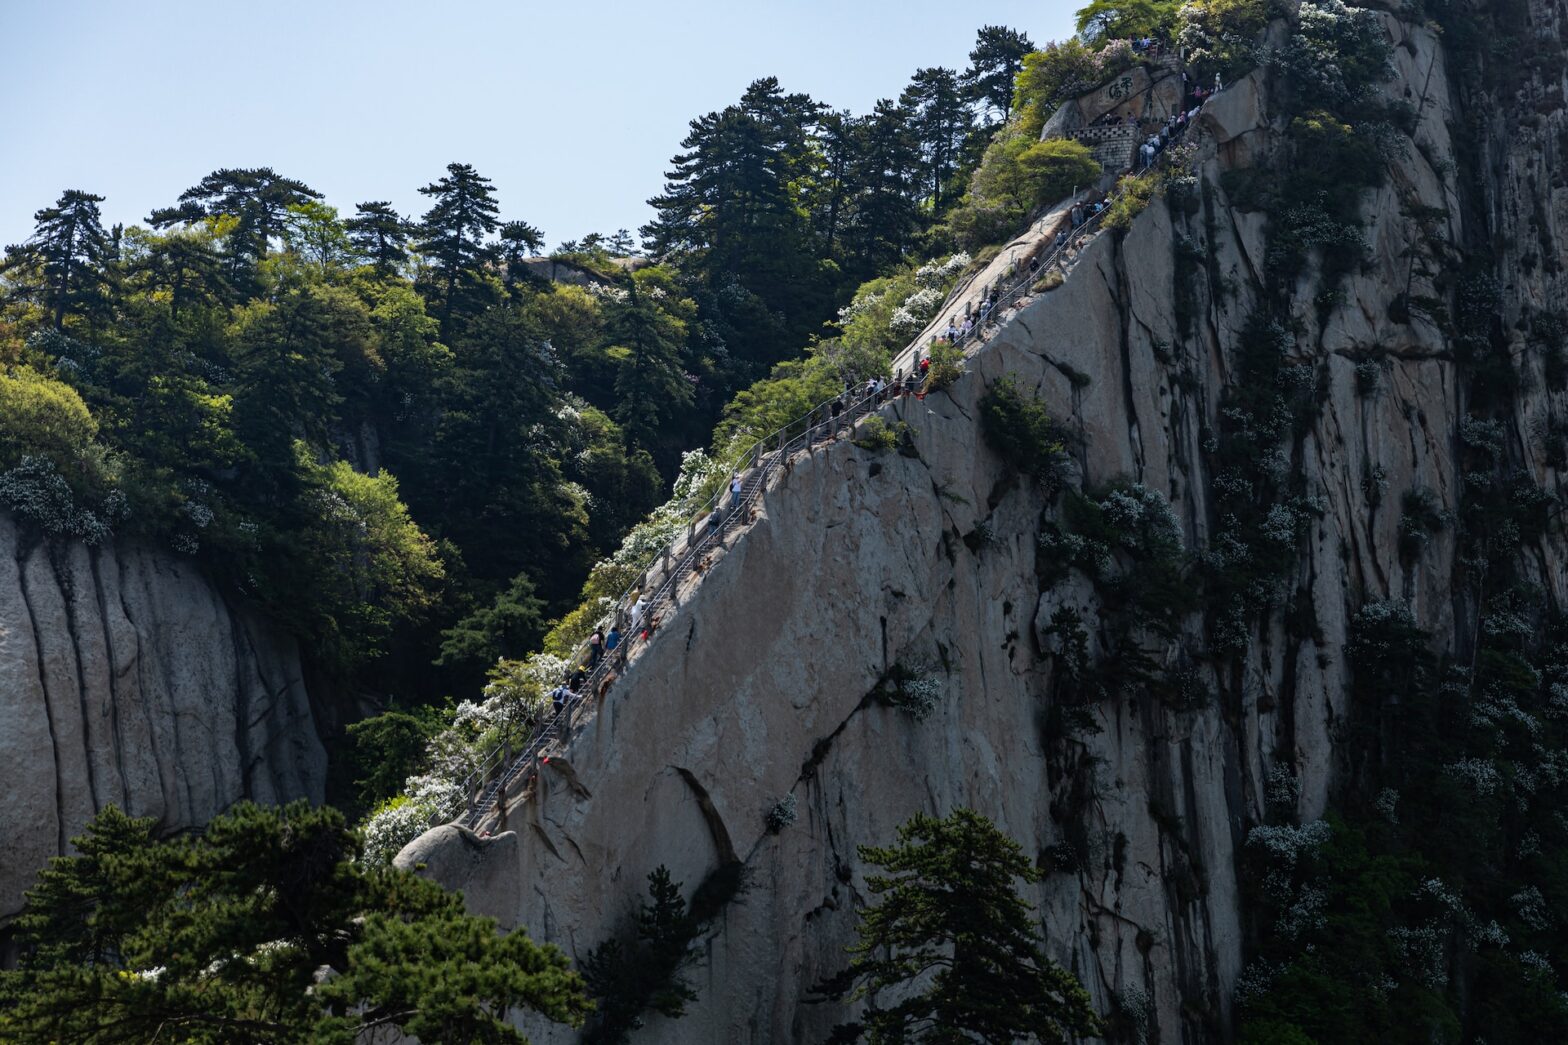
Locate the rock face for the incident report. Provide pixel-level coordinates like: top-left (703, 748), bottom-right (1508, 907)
top-left (0, 514), bottom-right (327, 923)
top-left (1041, 61), bottom-right (1188, 141)
top-left (402, 9), bottom-right (1567, 1042)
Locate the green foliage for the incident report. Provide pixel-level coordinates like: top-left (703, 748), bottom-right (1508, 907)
top-left (1239, 597), bottom-right (1568, 1043)
top-left (1397, 488), bottom-right (1445, 562)
top-left (2, 190), bottom-right (116, 330)
top-left (962, 25), bottom-right (1037, 124)
top-left (414, 162), bottom-right (502, 334)
top-left (853, 416), bottom-right (909, 452)
top-left (346, 200), bottom-right (412, 277)
top-left (823, 808), bottom-right (1102, 1043)
top-left (1102, 168), bottom-right (1164, 231)
top-left (979, 374), bottom-right (1064, 480)
top-left (1013, 39), bottom-right (1133, 138)
top-left (0, 364), bottom-right (102, 473)
top-left (900, 66), bottom-right (970, 213)
top-left (924, 340), bottom-right (965, 391)
top-left (1076, 0), bottom-right (1182, 41)
top-left (1177, 0), bottom-right (1267, 84)
top-left (607, 266), bottom-right (697, 458)
top-left (1197, 314), bottom-right (1322, 654)
top-left (437, 571), bottom-right (548, 684)
top-left (0, 802), bottom-right (590, 1044)
top-left (942, 134), bottom-right (1099, 252)
top-left (580, 866), bottom-right (701, 1044)
top-left (293, 456), bottom-right (445, 667)
top-left (344, 707), bottom-right (445, 814)
top-left (1277, 0), bottom-right (1395, 111)
top-left (282, 200), bottom-right (350, 276)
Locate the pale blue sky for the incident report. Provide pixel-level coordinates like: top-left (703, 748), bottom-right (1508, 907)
top-left (1, 1), bottom-right (1080, 251)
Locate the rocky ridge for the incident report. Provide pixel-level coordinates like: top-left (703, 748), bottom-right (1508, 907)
top-left (399, 7), bottom-right (1568, 1041)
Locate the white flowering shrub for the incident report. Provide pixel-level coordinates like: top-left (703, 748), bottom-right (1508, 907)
top-left (1096, 484), bottom-right (1184, 560)
top-left (1264, 763), bottom-right (1300, 816)
top-left (1232, 959), bottom-right (1280, 1009)
top-left (915, 252), bottom-right (970, 287)
top-left (1114, 984), bottom-right (1152, 1045)
top-left (878, 663), bottom-right (946, 720)
top-left (1276, 0), bottom-right (1393, 108)
top-left (1512, 886), bottom-right (1549, 932)
top-left (0, 456), bottom-right (118, 544)
top-left (888, 305), bottom-right (923, 336)
top-left (1444, 757), bottom-right (1502, 797)
top-left (1276, 883), bottom-right (1328, 940)
top-left (355, 651), bottom-right (566, 854)
top-left (585, 282), bottom-right (629, 304)
top-left (765, 792), bottom-right (798, 833)
top-left (360, 796), bottom-right (435, 865)
top-left (1245, 820), bottom-right (1332, 903)
top-left (1388, 923), bottom-right (1449, 990)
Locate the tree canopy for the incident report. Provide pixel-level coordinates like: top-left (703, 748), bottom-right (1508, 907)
top-left (0, 802), bottom-right (592, 1044)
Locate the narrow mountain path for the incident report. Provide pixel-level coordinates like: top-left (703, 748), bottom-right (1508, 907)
top-left (455, 117), bottom-right (1202, 832)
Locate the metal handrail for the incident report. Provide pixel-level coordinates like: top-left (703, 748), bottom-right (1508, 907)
top-left (444, 115), bottom-right (1203, 831)
top-left (450, 381), bottom-right (893, 829)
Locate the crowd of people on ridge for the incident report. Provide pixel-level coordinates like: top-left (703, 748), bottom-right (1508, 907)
top-left (514, 51), bottom-right (1230, 798)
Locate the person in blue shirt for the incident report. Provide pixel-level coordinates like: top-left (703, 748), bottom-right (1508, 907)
top-left (606, 625), bottom-right (621, 652)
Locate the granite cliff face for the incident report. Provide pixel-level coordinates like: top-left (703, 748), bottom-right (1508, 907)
top-left (402, 7), bottom-right (1568, 1041)
top-left (0, 514), bottom-right (327, 924)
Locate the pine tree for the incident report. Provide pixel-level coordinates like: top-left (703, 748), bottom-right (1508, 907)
top-left (963, 26), bottom-right (1037, 125)
top-left (125, 228), bottom-right (230, 316)
top-left (806, 109), bottom-right (861, 263)
top-left (0, 802), bottom-right (592, 1044)
top-left (2, 190), bottom-right (116, 329)
top-left (824, 808), bottom-right (1102, 1044)
top-left (580, 865), bottom-right (700, 1045)
top-left (609, 268), bottom-right (695, 456)
top-left (607, 228), bottom-right (639, 255)
top-left (416, 303), bottom-right (590, 597)
top-left (843, 99), bottom-right (924, 278)
top-left (900, 67), bottom-right (972, 214)
top-left (414, 162), bottom-right (502, 333)
top-left (346, 200), bottom-right (411, 277)
top-left (231, 281), bottom-right (362, 477)
top-left (499, 220), bottom-right (546, 292)
top-left (643, 78), bottom-right (829, 372)
top-left (148, 167), bottom-right (321, 282)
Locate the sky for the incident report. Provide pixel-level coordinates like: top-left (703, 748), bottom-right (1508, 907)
top-left (1, 0), bottom-right (1080, 252)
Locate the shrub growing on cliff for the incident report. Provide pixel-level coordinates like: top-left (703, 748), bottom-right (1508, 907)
top-left (820, 808), bottom-right (1102, 1043)
top-left (1102, 168), bottom-right (1164, 231)
top-left (873, 662), bottom-right (947, 720)
top-left (924, 340), bottom-right (965, 392)
top-left (580, 866), bottom-right (701, 1044)
top-left (980, 374), bottom-right (1065, 482)
top-left (0, 802), bottom-right (592, 1043)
